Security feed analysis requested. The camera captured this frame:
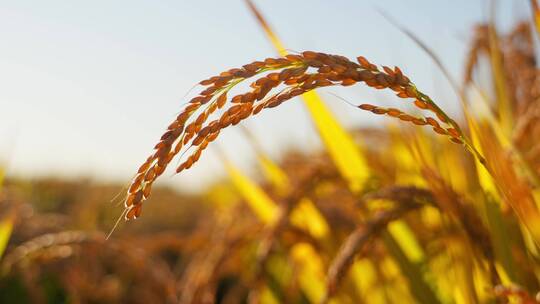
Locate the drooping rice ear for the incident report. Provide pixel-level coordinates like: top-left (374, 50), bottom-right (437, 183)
top-left (124, 51), bottom-right (468, 220)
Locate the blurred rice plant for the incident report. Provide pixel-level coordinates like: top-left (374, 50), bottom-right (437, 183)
top-left (2, 2), bottom-right (540, 304)
top-left (0, 164), bottom-right (13, 260)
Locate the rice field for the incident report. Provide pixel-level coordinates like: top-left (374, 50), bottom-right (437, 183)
top-left (2, 1), bottom-right (540, 303)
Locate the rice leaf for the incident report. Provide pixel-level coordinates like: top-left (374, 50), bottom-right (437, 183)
top-left (0, 217), bottom-right (13, 260)
top-left (225, 160), bottom-right (279, 225)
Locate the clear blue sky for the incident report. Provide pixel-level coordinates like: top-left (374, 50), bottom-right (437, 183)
top-left (0, 0), bottom-right (528, 191)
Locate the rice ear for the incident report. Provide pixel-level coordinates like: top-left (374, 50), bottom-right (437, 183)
top-left (124, 51), bottom-right (451, 220)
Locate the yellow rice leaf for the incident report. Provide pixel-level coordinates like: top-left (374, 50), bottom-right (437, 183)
top-left (225, 162), bottom-right (279, 225)
top-left (349, 260), bottom-right (377, 300)
top-left (379, 257), bottom-right (417, 302)
top-left (289, 198), bottom-right (329, 239)
top-left (410, 129), bottom-right (437, 175)
top-left (259, 285), bottom-right (280, 304)
top-left (521, 226), bottom-right (540, 257)
top-left (266, 254), bottom-right (293, 288)
top-left (467, 113), bottom-right (524, 282)
top-left (453, 287), bottom-right (467, 304)
top-left (532, 0), bottom-right (540, 38)
top-left (473, 264), bottom-right (491, 303)
top-left (302, 91), bottom-right (370, 192)
top-left (244, 0), bottom-right (287, 56)
top-left (0, 216), bottom-right (13, 259)
top-left (391, 141), bottom-right (426, 187)
top-left (387, 221), bottom-right (425, 263)
top-left (467, 114), bottom-right (499, 197)
top-left (531, 0), bottom-right (540, 34)
top-left (248, 141), bottom-right (331, 239)
top-left (369, 200), bottom-right (425, 262)
top-left (487, 20), bottom-right (513, 137)
top-left (204, 183), bottom-right (239, 209)
top-left (391, 128), bottom-right (443, 229)
top-left (387, 124), bottom-right (426, 187)
top-left (257, 154), bottom-right (289, 194)
top-left (495, 263), bottom-right (513, 286)
top-left (534, 189), bottom-right (540, 217)
top-left (421, 206), bottom-right (442, 229)
top-left (380, 256), bottom-right (401, 279)
top-left (428, 251), bottom-right (461, 302)
top-left (437, 140), bottom-right (468, 193)
top-left (0, 165), bottom-right (11, 259)
top-left (290, 243), bottom-right (327, 303)
top-left (363, 190), bottom-right (425, 262)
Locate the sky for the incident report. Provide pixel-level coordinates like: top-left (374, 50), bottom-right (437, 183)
top-left (0, 0), bottom-right (529, 192)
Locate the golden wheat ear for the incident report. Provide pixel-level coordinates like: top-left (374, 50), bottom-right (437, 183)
top-left (123, 51), bottom-right (474, 220)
